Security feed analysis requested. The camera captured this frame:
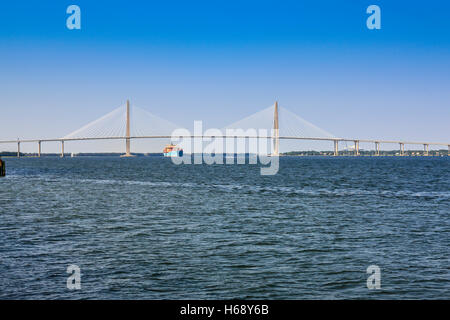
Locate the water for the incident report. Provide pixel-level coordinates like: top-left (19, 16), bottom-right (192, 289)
top-left (0, 156), bottom-right (449, 299)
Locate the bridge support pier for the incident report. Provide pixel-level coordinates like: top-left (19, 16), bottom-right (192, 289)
top-left (17, 141), bottom-right (20, 158)
top-left (334, 140), bottom-right (338, 156)
top-left (61, 141), bottom-right (64, 158)
top-left (38, 141), bottom-right (41, 157)
top-left (424, 144), bottom-right (429, 156)
top-left (354, 140), bottom-right (359, 156)
top-left (399, 143), bottom-right (405, 156)
top-left (375, 142), bottom-right (380, 156)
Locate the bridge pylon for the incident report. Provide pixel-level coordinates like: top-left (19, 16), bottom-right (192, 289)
top-left (272, 101), bottom-right (279, 156)
top-left (121, 100), bottom-right (135, 157)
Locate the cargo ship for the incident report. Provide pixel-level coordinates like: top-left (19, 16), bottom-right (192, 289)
top-left (163, 144), bottom-right (183, 157)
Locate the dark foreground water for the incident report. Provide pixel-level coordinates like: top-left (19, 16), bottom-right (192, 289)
top-left (0, 156), bottom-right (449, 299)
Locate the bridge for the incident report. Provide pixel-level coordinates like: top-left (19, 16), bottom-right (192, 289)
top-left (0, 100), bottom-right (449, 157)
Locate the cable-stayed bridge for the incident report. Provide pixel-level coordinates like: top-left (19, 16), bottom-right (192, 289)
top-left (0, 100), bottom-right (449, 157)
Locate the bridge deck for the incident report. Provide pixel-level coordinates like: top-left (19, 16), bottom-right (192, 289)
top-left (0, 136), bottom-right (448, 147)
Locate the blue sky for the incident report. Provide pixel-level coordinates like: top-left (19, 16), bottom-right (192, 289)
top-left (0, 0), bottom-right (449, 151)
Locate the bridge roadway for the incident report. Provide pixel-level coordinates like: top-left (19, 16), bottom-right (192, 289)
top-left (0, 135), bottom-right (449, 157)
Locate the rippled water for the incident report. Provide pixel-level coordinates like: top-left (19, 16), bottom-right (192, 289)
top-left (0, 156), bottom-right (449, 299)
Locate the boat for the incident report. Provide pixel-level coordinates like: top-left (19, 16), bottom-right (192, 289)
top-left (163, 144), bottom-right (183, 157)
top-left (0, 157), bottom-right (5, 177)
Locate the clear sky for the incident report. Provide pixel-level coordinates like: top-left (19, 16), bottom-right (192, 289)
top-left (0, 0), bottom-right (449, 152)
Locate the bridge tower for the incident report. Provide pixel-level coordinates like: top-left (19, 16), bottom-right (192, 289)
top-left (273, 101), bottom-right (279, 156)
top-left (121, 100), bottom-right (134, 157)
